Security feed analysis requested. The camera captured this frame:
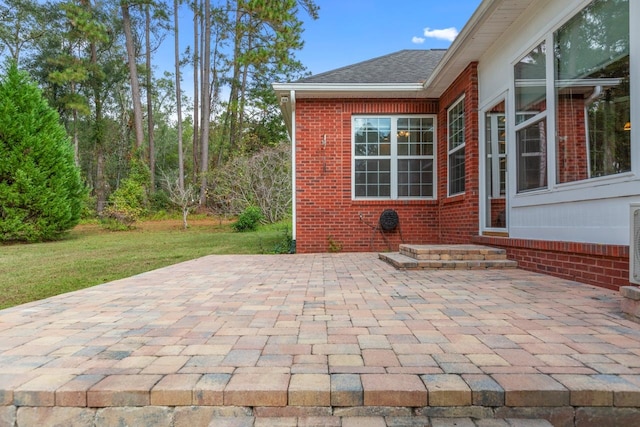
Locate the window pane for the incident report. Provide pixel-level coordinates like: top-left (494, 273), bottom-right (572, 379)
top-left (449, 100), bottom-right (465, 195)
top-left (517, 119), bottom-right (548, 192)
top-left (354, 159), bottom-right (391, 197)
top-left (397, 117), bottom-right (434, 158)
top-left (354, 118), bottom-right (391, 158)
top-left (555, 0), bottom-right (630, 183)
top-left (515, 42), bottom-right (546, 125)
top-left (398, 159), bottom-right (434, 197)
top-left (448, 102), bottom-right (465, 150)
top-left (449, 147), bottom-right (465, 195)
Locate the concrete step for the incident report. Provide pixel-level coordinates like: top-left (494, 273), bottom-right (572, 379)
top-left (400, 244), bottom-right (509, 261)
top-left (380, 245), bottom-right (517, 270)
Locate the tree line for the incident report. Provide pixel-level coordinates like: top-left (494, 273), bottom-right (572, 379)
top-left (0, 0), bottom-right (317, 225)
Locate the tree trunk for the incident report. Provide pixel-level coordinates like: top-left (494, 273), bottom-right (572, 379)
top-left (145, 4), bottom-right (155, 189)
top-left (236, 31), bottom-right (252, 153)
top-left (174, 0), bottom-right (184, 191)
top-left (95, 139), bottom-right (106, 214)
top-left (199, 0), bottom-right (211, 205)
top-left (72, 104), bottom-right (79, 166)
top-left (122, 2), bottom-right (145, 151)
top-left (192, 0), bottom-right (199, 184)
top-left (87, 5), bottom-right (107, 214)
top-left (227, 3), bottom-right (242, 156)
top-left (94, 86), bottom-right (107, 214)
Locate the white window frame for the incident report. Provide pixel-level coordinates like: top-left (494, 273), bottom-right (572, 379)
top-left (479, 94), bottom-right (510, 234)
top-left (447, 96), bottom-right (466, 196)
top-left (509, 0), bottom-right (638, 207)
top-left (351, 114), bottom-right (437, 200)
top-left (486, 112), bottom-right (507, 198)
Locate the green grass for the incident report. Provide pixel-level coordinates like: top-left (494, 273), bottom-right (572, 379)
top-left (0, 218), bottom-right (292, 309)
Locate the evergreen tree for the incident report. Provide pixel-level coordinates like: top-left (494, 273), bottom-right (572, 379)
top-left (0, 62), bottom-right (85, 242)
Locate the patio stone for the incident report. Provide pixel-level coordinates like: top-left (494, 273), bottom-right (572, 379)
top-left (224, 373), bottom-right (290, 406)
top-left (288, 374), bottom-right (330, 406)
top-left (14, 374), bottom-right (76, 407)
top-left (492, 374), bottom-right (569, 407)
top-left (1, 253), bottom-right (640, 425)
top-left (150, 373), bottom-right (201, 405)
top-left (87, 374), bottom-right (161, 407)
top-left (422, 374), bottom-right (472, 407)
top-left (331, 374), bottom-right (363, 406)
top-left (361, 374), bottom-right (427, 407)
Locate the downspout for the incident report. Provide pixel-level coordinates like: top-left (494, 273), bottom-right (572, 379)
top-left (290, 90), bottom-right (297, 252)
top-left (583, 86), bottom-right (602, 176)
top-left (585, 85), bottom-right (602, 105)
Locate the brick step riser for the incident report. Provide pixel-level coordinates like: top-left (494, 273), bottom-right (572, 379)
top-left (3, 404), bottom-right (638, 427)
top-left (398, 251), bottom-right (509, 261)
top-left (399, 244), bottom-right (508, 261)
top-left (379, 253), bottom-right (517, 270)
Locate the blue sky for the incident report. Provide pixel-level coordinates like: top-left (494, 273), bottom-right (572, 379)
top-left (160, 0), bottom-right (482, 97)
top-left (295, 0), bottom-right (482, 76)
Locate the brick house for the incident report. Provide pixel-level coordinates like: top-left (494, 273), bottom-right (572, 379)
top-left (273, 0), bottom-right (638, 291)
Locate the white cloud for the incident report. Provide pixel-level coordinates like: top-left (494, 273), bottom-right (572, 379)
top-left (423, 27), bottom-right (459, 42)
top-left (412, 36), bottom-right (426, 44)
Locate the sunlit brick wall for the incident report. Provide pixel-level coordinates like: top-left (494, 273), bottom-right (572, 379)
top-left (294, 98), bottom-right (440, 253)
top-left (437, 63), bottom-right (480, 244)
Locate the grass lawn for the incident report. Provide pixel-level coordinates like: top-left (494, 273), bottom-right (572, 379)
top-left (0, 218), bottom-right (291, 310)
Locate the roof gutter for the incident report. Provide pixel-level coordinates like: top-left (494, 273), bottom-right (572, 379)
top-left (273, 82), bottom-right (426, 93)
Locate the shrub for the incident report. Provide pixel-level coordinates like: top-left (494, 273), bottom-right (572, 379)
top-left (270, 226), bottom-right (294, 254)
top-left (102, 178), bottom-right (146, 229)
top-left (232, 206), bottom-right (263, 232)
top-left (101, 159), bottom-right (149, 229)
top-left (0, 63), bottom-right (85, 242)
top-left (208, 144), bottom-right (291, 223)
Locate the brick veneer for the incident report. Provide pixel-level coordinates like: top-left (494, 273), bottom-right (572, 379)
top-left (294, 64), bottom-right (481, 254)
top-left (557, 94), bottom-right (589, 183)
top-left (294, 98), bottom-right (440, 253)
top-left (472, 235), bottom-right (630, 291)
top-left (437, 63), bottom-right (480, 244)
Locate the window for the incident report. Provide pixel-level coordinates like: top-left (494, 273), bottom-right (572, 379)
top-left (484, 101), bottom-right (508, 229)
top-left (485, 108), bottom-right (507, 198)
top-left (514, 42), bottom-right (548, 192)
top-left (513, 0), bottom-right (631, 192)
top-left (554, 0), bottom-right (630, 183)
top-left (517, 119), bottom-right (548, 192)
top-left (448, 98), bottom-right (465, 196)
top-left (353, 116), bottom-right (435, 199)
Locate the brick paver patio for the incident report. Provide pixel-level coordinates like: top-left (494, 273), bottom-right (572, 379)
top-left (1, 253), bottom-right (639, 426)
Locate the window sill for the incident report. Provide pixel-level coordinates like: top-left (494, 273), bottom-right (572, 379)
top-left (444, 193), bottom-right (465, 205)
top-left (352, 199), bottom-right (438, 206)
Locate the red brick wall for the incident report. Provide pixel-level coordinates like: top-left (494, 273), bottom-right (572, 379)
top-left (557, 94), bottom-right (589, 183)
top-left (473, 235), bottom-right (629, 291)
top-left (489, 198), bottom-right (506, 228)
top-left (294, 64), bottom-right (483, 252)
top-left (437, 63), bottom-right (480, 243)
top-left (294, 98), bottom-right (440, 253)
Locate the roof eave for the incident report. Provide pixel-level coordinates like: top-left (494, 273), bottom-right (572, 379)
top-left (272, 82), bottom-right (430, 99)
top-left (424, 0), bottom-right (533, 95)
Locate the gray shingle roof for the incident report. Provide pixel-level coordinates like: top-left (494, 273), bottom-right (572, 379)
top-left (295, 49), bottom-right (447, 84)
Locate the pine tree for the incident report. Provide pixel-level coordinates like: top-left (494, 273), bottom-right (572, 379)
top-left (0, 62), bottom-right (85, 242)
